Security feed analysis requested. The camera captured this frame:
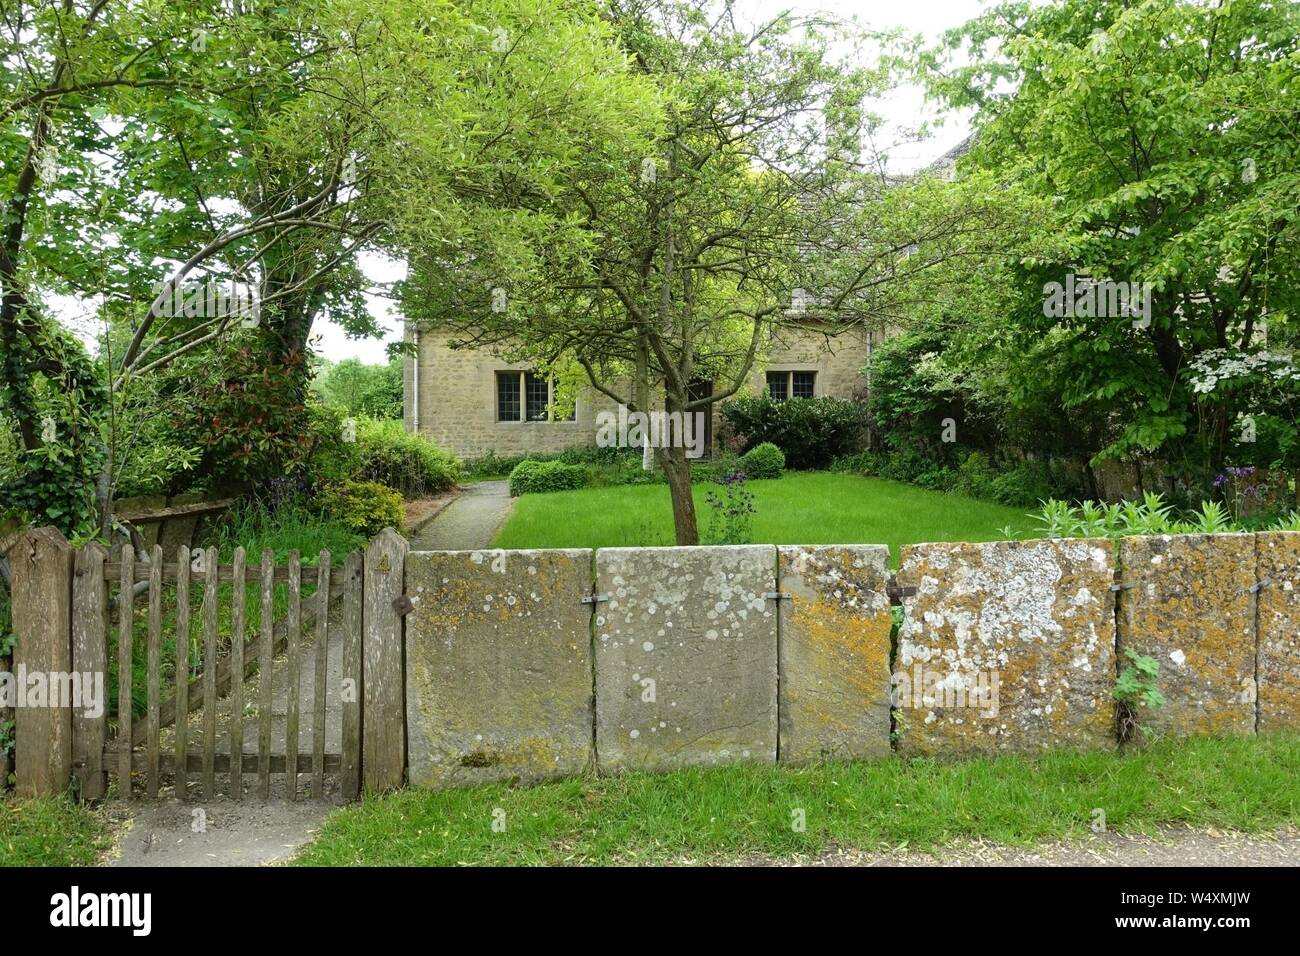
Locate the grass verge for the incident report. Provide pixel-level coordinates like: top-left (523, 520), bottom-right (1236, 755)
top-left (294, 734), bottom-right (1300, 866)
top-left (0, 795), bottom-right (109, 866)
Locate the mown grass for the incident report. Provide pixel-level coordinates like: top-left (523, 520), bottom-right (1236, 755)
top-left (0, 796), bottom-right (108, 866)
top-left (294, 734), bottom-right (1300, 866)
top-left (494, 471), bottom-right (1039, 562)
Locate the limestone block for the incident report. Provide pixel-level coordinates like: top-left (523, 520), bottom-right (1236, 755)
top-left (405, 548), bottom-right (594, 788)
top-left (896, 538), bottom-right (1117, 755)
top-left (777, 545), bottom-right (892, 762)
top-left (594, 546), bottom-right (778, 770)
top-left (1118, 534), bottom-right (1256, 737)
top-left (1257, 532), bottom-right (1300, 730)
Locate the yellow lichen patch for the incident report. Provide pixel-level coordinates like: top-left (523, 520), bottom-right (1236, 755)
top-left (405, 549), bottom-right (595, 789)
top-left (1117, 534), bottom-right (1255, 738)
top-left (895, 538), bottom-right (1116, 756)
top-left (778, 545), bottom-right (892, 762)
top-left (1255, 532), bottom-right (1300, 731)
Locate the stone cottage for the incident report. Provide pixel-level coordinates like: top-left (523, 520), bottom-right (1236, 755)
top-left (401, 322), bottom-right (882, 460)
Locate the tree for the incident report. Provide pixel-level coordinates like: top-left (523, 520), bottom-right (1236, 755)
top-left (925, 0), bottom-right (1300, 496)
top-left (408, 0), bottom-right (893, 543)
top-left (1, 0), bottom-right (657, 538)
top-left (313, 356), bottom-right (404, 419)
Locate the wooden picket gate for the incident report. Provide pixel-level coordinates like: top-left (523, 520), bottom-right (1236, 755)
top-left (5, 526), bottom-right (408, 803)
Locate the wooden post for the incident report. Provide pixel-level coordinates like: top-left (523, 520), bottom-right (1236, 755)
top-left (258, 551), bottom-right (274, 800)
top-left (10, 528), bottom-right (74, 797)
top-left (71, 542), bottom-right (109, 801)
top-left (340, 550), bottom-right (363, 801)
top-left (229, 547), bottom-right (246, 800)
top-left (201, 547), bottom-right (218, 800)
top-left (146, 545), bottom-right (162, 798)
top-left (118, 546), bottom-right (134, 798)
top-left (174, 545), bottom-right (190, 800)
top-left (285, 551), bottom-right (301, 800)
top-left (362, 529), bottom-right (406, 792)
top-left (312, 551), bottom-right (331, 799)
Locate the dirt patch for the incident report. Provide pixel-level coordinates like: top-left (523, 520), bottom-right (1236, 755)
top-left (404, 491), bottom-right (458, 534)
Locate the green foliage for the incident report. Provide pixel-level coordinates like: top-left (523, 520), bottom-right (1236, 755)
top-left (174, 333), bottom-right (315, 487)
top-left (721, 397), bottom-right (868, 469)
top-left (922, 0), bottom-right (1300, 492)
top-left (834, 447), bottom-right (1072, 508)
top-left (353, 419), bottom-right (461, 497)
top-left (740, 442), bottom-right (785, 480)
top-left (1114, 648), bottom-right (1165, 744)
top-left (508, 460), bottom-right (590, 497)
top-left (703, 471), bottom-right (757, 545)
top-left (317, 480), bottom-right (404, 537)
top-left (212, 500), bottom-right (367, 564)
top-left (313, 357), bottom-right (404, 419)
top-left (1035, 492), bottom-right (1269, 539)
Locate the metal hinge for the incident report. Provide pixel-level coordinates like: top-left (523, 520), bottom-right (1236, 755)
top-left (581, 592), bottom-right (610, 605)
top-left (764, 591), bottom-right (790, 601)
top-left (886, 576), bottom-right (916, 605)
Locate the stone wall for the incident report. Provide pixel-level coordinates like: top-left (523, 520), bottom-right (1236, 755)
top-left (403, 533), bottom-right (1300, 789)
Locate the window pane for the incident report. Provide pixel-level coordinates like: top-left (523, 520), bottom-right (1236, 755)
top-left (792, 371), bottom-right (815, 399)
top-left (525, 373), bottom-right (550, 421)
top-left (766, 371), bottom-right (788, 401)
top-left (496, 372), bottom-right (520, 422)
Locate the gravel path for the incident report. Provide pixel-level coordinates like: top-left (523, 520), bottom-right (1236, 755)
top-left (408, 480), bottom-right (513, 551)
top-left (735, 827), bottom-right (1300, 867)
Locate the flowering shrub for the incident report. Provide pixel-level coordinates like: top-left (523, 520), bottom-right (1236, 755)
top-left (703, 470), bottom-right (756, 545)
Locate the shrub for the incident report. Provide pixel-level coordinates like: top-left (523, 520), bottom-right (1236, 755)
top-left (741, 442), bottom-right (785, 479)
top-left (721, 396), bottom-right (868, 469)
top-left (317, 480), bottom-right (405, 537)
top-left (508, 460), bottom-right (590, 496)
top-left (354, 419), bottom-right (461, 496)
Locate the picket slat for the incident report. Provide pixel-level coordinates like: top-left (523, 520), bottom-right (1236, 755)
top-left (313, 551), bottom-right (331, 799)
top-left (229, 547), bottom-right (246, 800)
top-left (174, 545), bottom-right (190, 800)
top-left (146, 545), bottom-right (162, 798)
top-left (202, 547), bottom-right (218, 800)
top-left (258, 551), bottom-right (274, 800)
top-left (118, 546), bottom-right (134, 800)
top-left (341, 550), bottom-right (364, 802)
top-left (71, 543), bottom-right (108, 801)
top-left (285, 552), bottom-right (302, 801)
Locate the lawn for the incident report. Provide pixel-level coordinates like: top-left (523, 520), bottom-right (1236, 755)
top-left (0, 796), bottom-right (108, 866)
top-left (493, 471), bottom-right (1039, 561)
top-left (294, 734), bottom-right (1300, 866)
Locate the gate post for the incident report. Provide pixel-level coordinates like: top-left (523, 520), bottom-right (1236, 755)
top-left (363, 528), bottom-right (407, 792)
top-left (9, 527), bottom-right (74, 797)
top-left (72, 542), bottom-right (109, 800)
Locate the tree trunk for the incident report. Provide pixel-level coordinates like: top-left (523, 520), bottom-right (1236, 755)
top-left (660, 442), bottom-right (699, 545)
